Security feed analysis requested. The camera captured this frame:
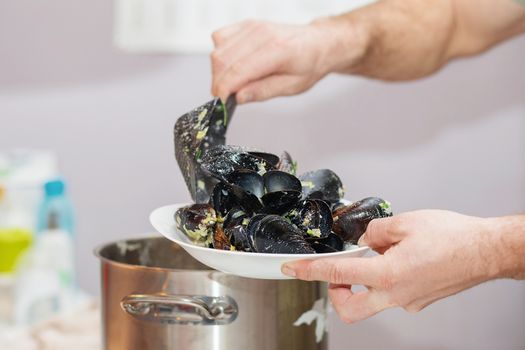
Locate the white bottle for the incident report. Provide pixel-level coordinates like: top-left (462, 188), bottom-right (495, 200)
top-left (13, 213), bottom-right (75, 326)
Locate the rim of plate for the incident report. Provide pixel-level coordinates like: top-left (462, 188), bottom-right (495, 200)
top-left (149, 203), bottom-right (370, 259)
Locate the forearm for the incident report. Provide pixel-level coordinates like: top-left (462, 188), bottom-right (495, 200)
top-left (316, 0), bottom-right (525, 81)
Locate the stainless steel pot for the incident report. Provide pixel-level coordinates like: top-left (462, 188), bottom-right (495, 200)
top-left (95, 236), bottom-right (328, 350)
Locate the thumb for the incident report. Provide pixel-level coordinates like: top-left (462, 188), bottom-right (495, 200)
top-left (358, 216), bottom-right (405, 250)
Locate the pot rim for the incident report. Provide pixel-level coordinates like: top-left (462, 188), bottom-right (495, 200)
top-left (93, 234), bottom-right (214, 273)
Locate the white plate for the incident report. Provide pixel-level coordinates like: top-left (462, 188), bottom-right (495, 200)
top-left (149, 203), bottom-right (370, 280)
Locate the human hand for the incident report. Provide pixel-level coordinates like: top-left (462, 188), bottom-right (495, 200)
top-left (281, 210), bottom-right (504, 323)
top-left (210, 19), bottom-right (365, 104)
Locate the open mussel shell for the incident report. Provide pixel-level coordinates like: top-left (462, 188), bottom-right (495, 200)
top-left (306, 233), bottom-right (344, 253)
top-left (201, 145), bottom-right (276, 181)
top-left (222, 207), bottom-right (248, 230)
top-left (261, 191), bottom-right (302, 215)
top-left (263, 170), bottom-right (302, 193)
top-left (210, 181), bottom-right (262, 217)
top-left (174, 204), bottom-right (217, 246)
top-left (286, 199), bottom-right (333, 238)
top-left (174, 96), bottom-right (236, 203)
top-left (332, 197), bottom-right (393, 243)
top-left (260, 170), bottom-right (303, 214)
top-left (225, 169), bottom-right (264, 198)
top-left (248, 215), bottom-right (315, 254)
top-left (299, 169), bottom-right (344, 204)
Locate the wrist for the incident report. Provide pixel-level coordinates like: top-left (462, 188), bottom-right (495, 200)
top-left (484, 216), bottom-right (525, 280)
top-left (309, 13), bottom-right (371, 76)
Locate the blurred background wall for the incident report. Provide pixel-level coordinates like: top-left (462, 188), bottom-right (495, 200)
top-left (1, 0), bottom-right (524, 349)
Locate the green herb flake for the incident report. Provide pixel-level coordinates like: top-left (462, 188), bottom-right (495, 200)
top-left (290, 161), bottom-right (298, 175)
top-left (195, 108), bottom-right (208, 129)
top-left (379, 200), bottom-right (392, 215)
top-left (379, 201), bottom-right (391, 210)
top-left (301, 181), bottom-right (315, 189)
top-left (194, 148), bottom-right (202, 160)
top-left (306, 228), bottom-right (321, 238)
top-left (196, 129), bottom-right (207, 140)
top-left (220, 101), bottom-right (229, 126)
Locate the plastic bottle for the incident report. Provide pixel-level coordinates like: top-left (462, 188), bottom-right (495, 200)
top-left (36, 179), bottom-right (74, 235)
top-left (35, 178), bottom-right (75, 294)
top-left (13, 178), bottom-right (76, 326)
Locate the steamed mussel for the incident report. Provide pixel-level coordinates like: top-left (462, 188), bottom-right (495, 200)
top-left (173, 97), bottom-right (393, 254)
top-left (174, 204), bottom-right (216, 246)
top-left (247, 215), bottom-right (315, 254)
top-left (332, 197), bottom-right (393, 244)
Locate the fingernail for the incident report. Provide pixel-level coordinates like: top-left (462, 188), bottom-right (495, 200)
top-left (357, 235), bottom-right (367, 247)
top-left (281, 264), bottom-right (296, 277)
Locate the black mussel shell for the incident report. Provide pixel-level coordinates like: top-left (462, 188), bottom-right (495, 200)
top-left (306, 233), bottom-right (344, 253)
top-left (261, 190), bottom-right (302, 215)
top-left (299, 169), bottom-right (344, 203)
top-left (225, 169), bottom-right (264, 198)
top-left (212, 225), bottom-right (232, 250)
top-left (174, 96), bottom-right (236, 203)
top-left (276, 151), bottom-right (296, 175)
top-left (210, 182), bottom-right (262, 217)
top-left (248, 215), bottom-right (315, 254)
top-left (331, 200), bottom-right (347, 212)
top-left (245, 214), bottom-right (267, 251)
top-left (201, 145), bottom-right (276, 181)
top-left (286, 199), bottom-right (333, 238)
top-left (222, 207), bottom-right (248, 230)
top-left (259, 170), bottom-right (303, 214)
top-left (263, 170), bottom-right (302, 193)
top-left (332, 197), bottom-right (393, 243)
top-left (260, 170), bottom-right (303, 214)
top-left (225, 225), bottom-right (252, 252)
top-left (174, 204), bottom-right (217, 246)
top-left (204, 95), bottom-right (236, 147)
top-left (309, 242), bottom-right (337, 253)
top-left (248, 152), bottom-right (280, 168)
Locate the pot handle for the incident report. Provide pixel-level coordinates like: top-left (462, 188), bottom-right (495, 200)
top-left (120, 294), bottom-right (238, 325)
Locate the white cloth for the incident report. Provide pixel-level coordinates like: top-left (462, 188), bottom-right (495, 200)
top-left (0, 301), bottom-right (100, 350)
